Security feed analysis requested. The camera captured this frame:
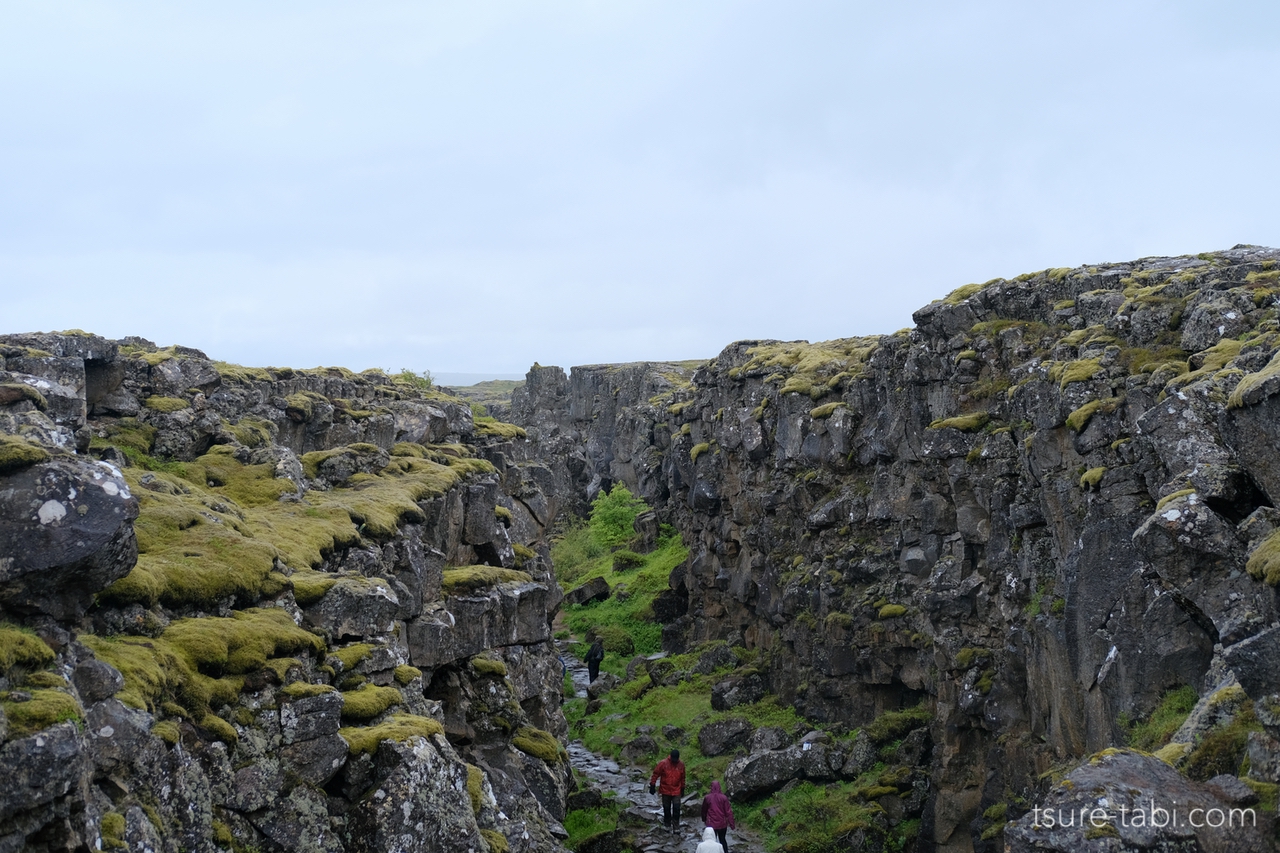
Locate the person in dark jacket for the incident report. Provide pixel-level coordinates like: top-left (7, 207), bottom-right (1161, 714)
top-left (700, 780), bottom-right (736, 853)
top-left (649, 749), bottom-right (686, 833)
top-left (585, 639), bottom-right (605, 683)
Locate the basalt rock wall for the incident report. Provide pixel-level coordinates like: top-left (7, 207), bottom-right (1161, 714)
top-left (514, 246), bottom-right (1280, 851)
top-left (0, 334), bottom-right (569, 853)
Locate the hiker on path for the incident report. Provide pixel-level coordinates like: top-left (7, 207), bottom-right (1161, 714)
top-left (648, 749), bottom-right (686, 834)
top-left (585, 639), bottom-right (605, 683)
top-left (700, 780), bottom-right (736, 853)
top-left (696, 827), bottom-right (724, 853)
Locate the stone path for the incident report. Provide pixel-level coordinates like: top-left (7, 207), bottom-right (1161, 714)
top-left (559, 642), bottom-right (765, 853)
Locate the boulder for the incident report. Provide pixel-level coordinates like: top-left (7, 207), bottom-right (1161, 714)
top-left (692, 643), bottom-right (738, 675)
top-left (1004, 749), bottom-right (1272, 853)
top-left (724, 741), bottom-right (843, 799)
top-left (710, 672), bottom-right (765, 711)
top-left (0, 456), bottom-right (138, 620)
top-left (563, 576), bottom-right (610, 607)
top-left (698, 717), bottom-right (754, 757)
top-left (303, 575), bottom-right (402, 639)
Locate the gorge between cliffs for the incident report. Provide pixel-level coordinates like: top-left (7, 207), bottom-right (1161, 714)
top-left (3, 245), bottom-right (1280, 853)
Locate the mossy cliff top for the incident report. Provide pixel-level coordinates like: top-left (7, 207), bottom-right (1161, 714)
top-left (0, 331), bottom-right (564, 853)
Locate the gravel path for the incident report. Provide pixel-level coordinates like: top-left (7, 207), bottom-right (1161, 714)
top-left (559, 642), bottom-right (766, 853)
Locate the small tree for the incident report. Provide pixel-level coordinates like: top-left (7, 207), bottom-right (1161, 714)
top-left (589, 485), bottom-right (647, 549)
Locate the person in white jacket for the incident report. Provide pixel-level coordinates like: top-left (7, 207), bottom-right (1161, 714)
top-left (696, 826), bottom-right (725, 853)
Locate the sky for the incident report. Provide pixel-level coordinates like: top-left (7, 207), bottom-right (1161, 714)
top-left (3, 2), bottom-right (1279, 377)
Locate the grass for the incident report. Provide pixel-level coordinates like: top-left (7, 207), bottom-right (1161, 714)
top-left (563, 800), bottom-right (624, 850)
top-left (1123, 685), bottom-right (1198, 751)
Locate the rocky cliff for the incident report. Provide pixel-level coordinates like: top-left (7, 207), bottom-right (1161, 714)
top-left (513, 245), bottom-right (1280, 851)
top-left (0, 333), bottom-right (569, 853)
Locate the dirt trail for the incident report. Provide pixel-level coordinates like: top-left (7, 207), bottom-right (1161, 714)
top-left (560, 643), bottom-right (765, 853)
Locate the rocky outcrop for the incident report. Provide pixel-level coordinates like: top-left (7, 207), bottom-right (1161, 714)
top-left (0, 334), bottom-right (569, 853)
top-left (514, 246), bottom-right (1280, 851)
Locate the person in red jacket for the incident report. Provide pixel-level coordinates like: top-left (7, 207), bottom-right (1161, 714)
top-left (700, 780), bottom-right (736, 853)
top-left (648, 749), bottom-right (686, 834)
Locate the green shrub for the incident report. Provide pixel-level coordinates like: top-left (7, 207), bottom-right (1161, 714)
top-left (612, 550), bottom-right (645, 570)
top-left (589, 486), bottom-right (648, 548)
top-left (1124, 685), bottom-right (1198, 752)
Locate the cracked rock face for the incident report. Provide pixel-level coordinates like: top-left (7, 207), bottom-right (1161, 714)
top-left (513, 246), bottom-right (1280, 851)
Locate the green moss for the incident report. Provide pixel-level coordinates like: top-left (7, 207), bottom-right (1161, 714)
top-left (199, 712), bottom-right (238, 744)
top-left (0, 689), bottom-right (82, 738)
top-left (340, 683), bottom-right (403, 721)
top-left (82, 609), bottom-right (322, 716)
top-left (332, 643), bottom-right (377, 672)
top-left (290, 570), bottom-right (338, 605)
top-left (1228, 349), bottom-right (1280, 408)
top-left (471, 657), bottom-right (508, 678)
top-left (101, 447), bottom-right (495, 609)
top-left (690, 442), bottom-right (711, 462)
top-left (391, 442), bottom-right (428, 458)
top-left (1066, 397), bottom-right (1120, 432)
top-left (228, 416), bottom-right (274, 448)
top-left (1167, 338), bottom-right (1244, 391)
top-left (1183, 703), bottom-right (1261, 780)
top-left (1247, 530), bottom-right (1280, 585)
top-left (976, 669), bottom-right (995, 694)
top-left (479, 829), bottom-right (509, 853)
top-left (144, 396), bottom-right (189, 413)
top-left (474, 417), bottom-right (527, 440)
top-left (928, 412), bottom-right (989, 431)
top-left (101, 812), bottom-right (127, 850)
top-left (740, 338), bottom-right (879, 399)
top-left (394, 665), bottom-right (422, 685)
top-left (942, 282), bottom-right (988, 304)
top-left (1156, 488), bottom-right (1196, 510)
top-left (955, 647), bottom-right (990, 669)
top-left (441, 567), bottom-right (532, 596)
top-left (983, 802), bottom-right (1008, 822)
top-left (1052, 358), bottom-right (1103, 390)
top-left (0, 435), bottom-right (49, 474)
top-left (339, 714), bottom-right (444, 755)
top-left (151, 719), bottom-right (181, 745)
top-left (1079, 467), bottom-right (1106, 490)
top-left (22, 671), bottom-right (66, 689)
top-left (954, 349), bottom-right (978, 363)
top-left (1242, 779), bottom-right (1279, 812)
top-left (866, 703), bottom-right (931, 744)
top-left (282, 682), bottom-right (336, 699)
top-left (494, 506), bottom-right (513, 526)
top-left (0, 382), bottom-right (47, 410)
top-left (0, 624), bottom-right (55, 675)
top-left (465, 763), bottom-right (486, 814)
top-left (284, 391), bottom-right (327, 422)
top-left (810, 402), bottom-right (846, 419)
top-left (164, 608), bottom-right (324, 677)
top-left (877, 604), bottom-right (907, 619)
top-left (211, 819), bottom-right (234, 848)
top-left (512, 725), bottom-right (567, 763)
top-left (512, 542), bottom-right (536, 568)
top-left (89, 418), bottom-right (158, 457)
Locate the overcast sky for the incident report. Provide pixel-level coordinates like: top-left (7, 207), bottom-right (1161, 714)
top-left (4, 2), bottom-right (1278, 377)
